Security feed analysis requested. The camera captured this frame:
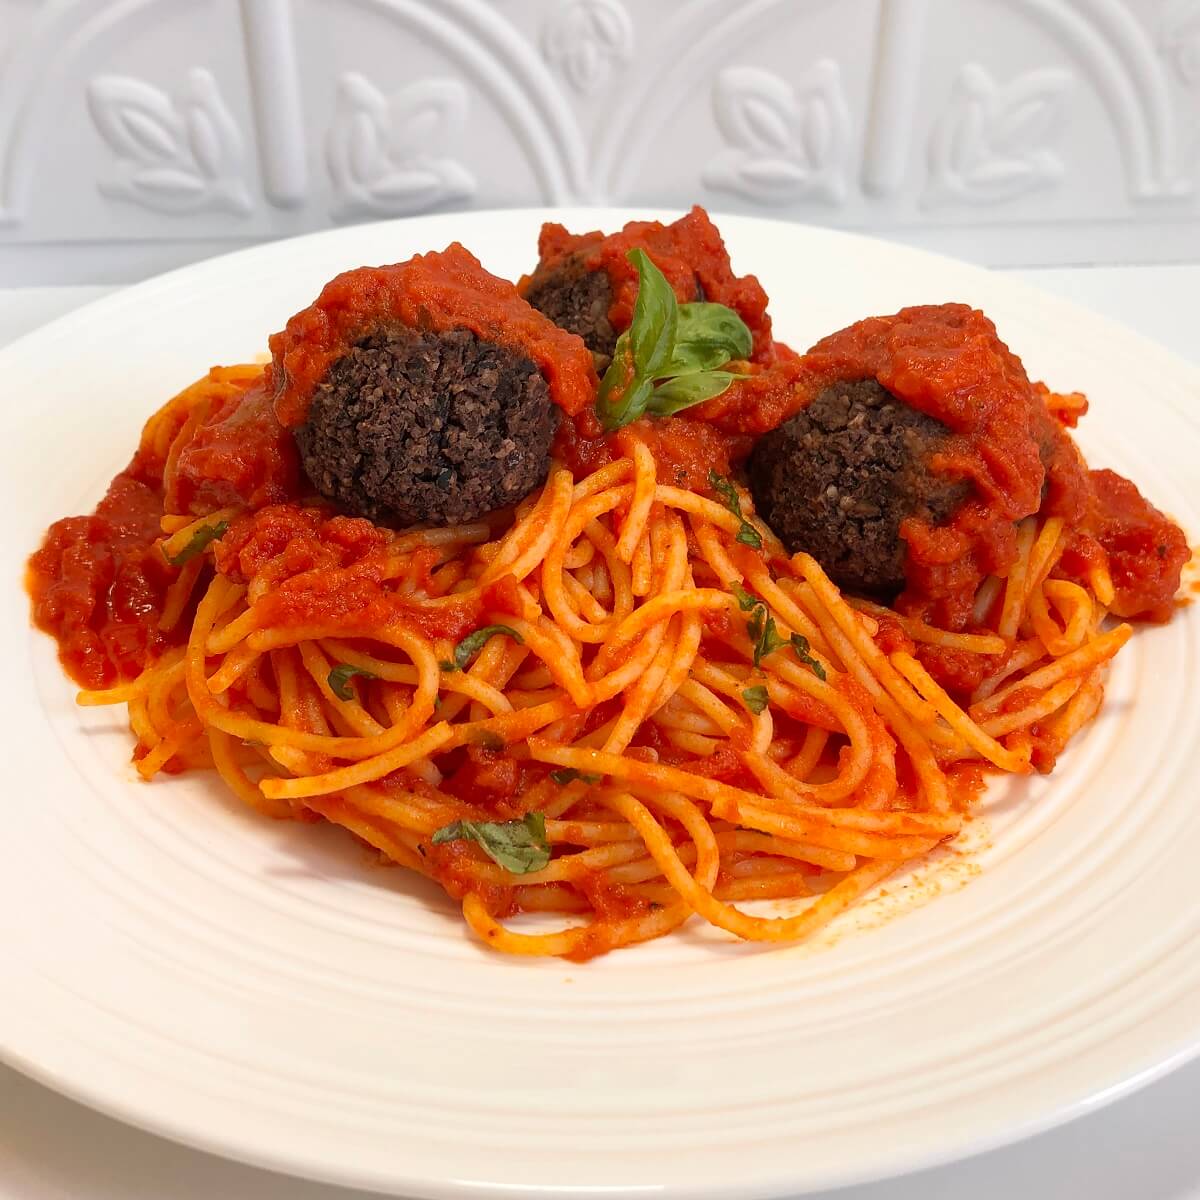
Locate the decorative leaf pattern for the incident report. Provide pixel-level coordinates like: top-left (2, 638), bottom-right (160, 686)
top-left (702, 63), bottom-right (850, 205)
top-left (325, 74), bottom-right (476, 220)
top-left (542, 0), bottom-right (633, 95)
top-left (87, 69), bottom-right (251, 215)
top-left (925, 65), bottom-right (1070, 206)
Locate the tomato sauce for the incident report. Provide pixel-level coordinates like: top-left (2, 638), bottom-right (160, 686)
top-left (525, 206), bottom-right (777, 363)
top-left (28, 473), bottom-right (176, 689)
top-left (1060, 468), bottom-right (1189, 621)
top-left (216, 504), bottom-right (496, 642)
top-left (167, 382), bottom-right (300, 515)
top-left (270, 243), bottom-right (598, 426)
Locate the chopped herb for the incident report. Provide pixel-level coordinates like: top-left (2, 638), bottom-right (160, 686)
top-left (327, 663), bottom-right (378, 701)
top-left (596, 250), bottom-right (752, 431)
top-left (708, 470), bottom-right (762, 549)
top-left (753, 614), bottom-right (786, 667)
top-left (476, 731), bottom-right (505, 751)
top-left (163, 519), bottom-right (228, 567)
top-left (550, 768), bottom-right (602, 786)
top-left (731, 582), bottom-right (759, 611)
top-left (734, 522), bottom-right (763, 550)
top-left (442, 624), bottom-right (523, 673)
top-left (431, 812), bottom-right (550, 874)
top-left (790, 633), bottom-right (827, 681)
top-left (742, 684), bottom-right (770, 715)
top-left (733, 583), bottom-right (786, 666)
top-left (708, 470), bottom-right (744, 518)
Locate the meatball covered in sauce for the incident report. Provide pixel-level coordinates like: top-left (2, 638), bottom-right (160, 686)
top-left (748, 379), bottom-right (968, 596)
top-left (268, 243), bottom-right (596, 527)
top-left (742, 305), bottom-right (1091, 625)
top-left (520, 205), bottom-right (777, 371)
top-left (296, 327), bottom-right (557, 526)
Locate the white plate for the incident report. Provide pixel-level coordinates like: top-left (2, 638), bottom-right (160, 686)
top-left (2, 210), bottom-right (1199, 1200)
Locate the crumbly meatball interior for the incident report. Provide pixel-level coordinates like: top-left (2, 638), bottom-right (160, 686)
top-left (748, 379), bottom-right (969, 596)
top-left (296, 327), bottom-right (558, 527)
top-left (523, 252), bottom-right (617, 369)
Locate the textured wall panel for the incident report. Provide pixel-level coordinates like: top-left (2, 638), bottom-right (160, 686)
top-left (0, 0), bottom-right (1197, 282)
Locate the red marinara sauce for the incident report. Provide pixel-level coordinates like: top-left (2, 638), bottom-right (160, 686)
top-left (1060, 468), bottom-right (1189, 621)
top-left (269, 243), bottom-right (598, 427)
top-left (28, 371), bottom-right (302, 690)
top-left (28, 471), bottom-right (175, 690)
top-left (522, 206), bottom-right (777, 364)
top-left (167, 381), bottom-right (300, 515)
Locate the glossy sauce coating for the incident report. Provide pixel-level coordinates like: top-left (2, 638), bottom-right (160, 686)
top-left (527, 206), bottom-right (777, 364)
top-left (28, 472), bottom-right (175, 689)
top-left (270, 243), bottom-right (598, 426)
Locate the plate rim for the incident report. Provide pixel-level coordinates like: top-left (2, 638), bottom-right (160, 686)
top-left (4, 206), bottom-right (1200, 1198)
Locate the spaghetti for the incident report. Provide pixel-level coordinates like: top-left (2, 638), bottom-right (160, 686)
top-left (27, 358), bottom-right (1167, 960)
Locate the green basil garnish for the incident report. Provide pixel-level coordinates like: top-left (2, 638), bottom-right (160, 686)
top-left (596, 250), bottom-right (752, 431)
top-left (708, 470), bottom-right (762, 550)
top-left (550, 768), bottom-right (602, 786)
top-left (627, 249), bottom-right (677, 378)
top-left (327, 663), bottom-right (378, 701)
top-left (742, 684), bottom-right (770, 715)
top-left (790, 633), bottom-right (827, 681)
top-left (442, 624), bottom-right (524, 673)
top-left (431, 812), bottom-right (550, 874)
top-left (733, 583), bottom-right (786, 667)
top-left (646, 371), bottom-right (742, 418)
top-left (163, 519), bottom-right (228, 567)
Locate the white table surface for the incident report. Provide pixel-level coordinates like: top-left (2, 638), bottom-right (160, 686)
top-left (3, 268), bottom-right (1199, 1200)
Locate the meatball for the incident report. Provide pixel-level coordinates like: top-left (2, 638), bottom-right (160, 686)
top-left (748, 379), bottom-right (969, 596)
top-left (295, 327), bottom-right (558, 527)
top-left (520, 206), bottom-right (776, 368)
top-left (268, 244), bottom-right (596, 526)
top-left (522, 250), bottom-right (617, 367)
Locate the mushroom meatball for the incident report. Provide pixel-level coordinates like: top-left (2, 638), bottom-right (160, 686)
top-left (295, 327), bottom-right (558, 527)
top-left (748, 379), bottom-right (969, 596)
top-left (521, 250), bottom-right (617, 368)
top-left (520, 205), bottom-right (776, 370)
top-left (268, 243), bottom-right (596, 527)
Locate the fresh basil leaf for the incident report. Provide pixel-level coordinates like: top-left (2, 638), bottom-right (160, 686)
top-left (659, 302), bottom-right (753, 375)
top-left (707, 472), bottom-right (761, 548)
top-left (550, 768), bottom-right (602, 786)
top-left (731, 582), bottom-right (758, 611)
top-left (599, 373), bottom-right (654, 433)
top-left (746, 605), bottom-right (765, 645)
top-left (676, 302), bottom-right (753, 361)
top-left (790, 633), bottom-right (827, 680)
top-left (164, 520), bottom-right (228, 567)
top-left (742, 685), bottom-right (770, 715)
top-left (663, 340), bottom-right (733, 376)
top-left (735, 521), bottom-right (763, 550)
top-left (709, 471), bottom-right (745, 519)
top-left (644, 370), bottom-right (739, 417)
top-left (626, 248), bottom-right (677, 379)
top-left (451, 624), bottom-right (524, 672)
top-left (753, 614), bottom-right (786, 667)
top-left (596, 334), bottom-right (638, 430)
top-left (327, 663), bottom-right (378, 701)
top-left (431, 812), bottom-right (550, 874)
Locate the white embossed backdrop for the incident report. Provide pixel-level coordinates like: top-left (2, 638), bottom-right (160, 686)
top-left (1, 0), bottom-right (1199, 284)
